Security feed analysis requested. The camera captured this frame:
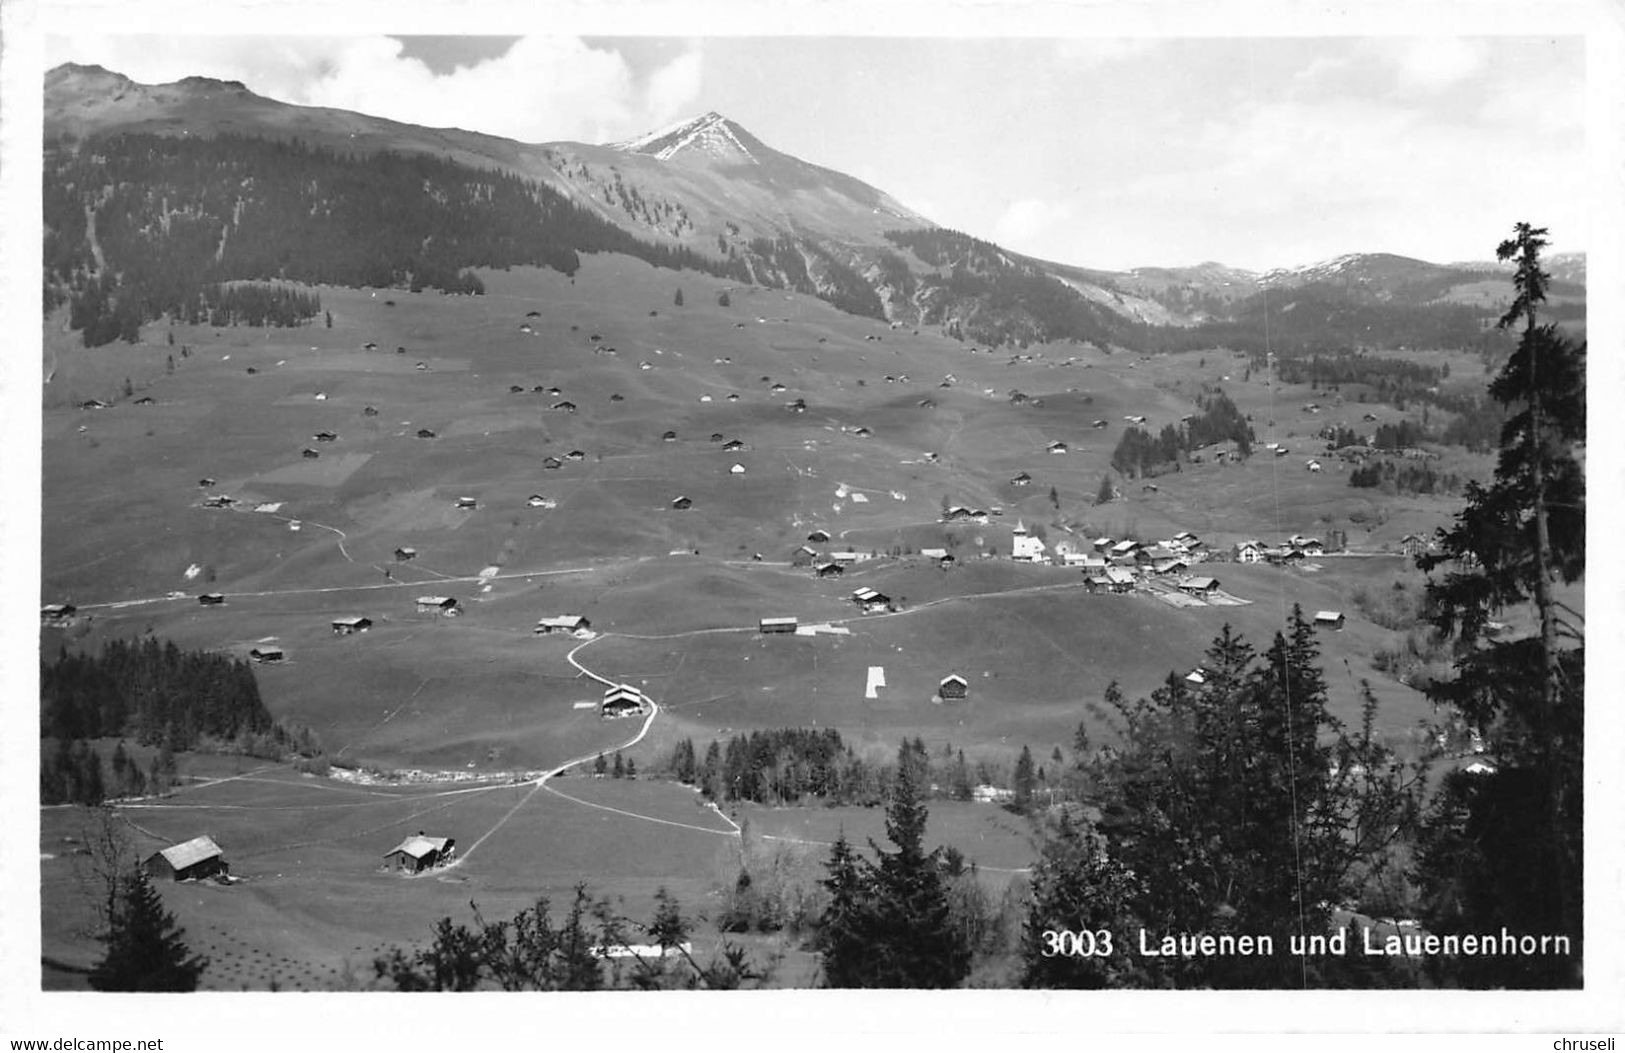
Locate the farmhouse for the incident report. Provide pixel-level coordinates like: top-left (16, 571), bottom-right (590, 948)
top-left (939, 674), bottom-right (969, 700)
top-left (416, 596), bottom-right (459, 615)
top-left (249, 646), bottom-right (284, 663)
top-left (815, 561), bottom-right (845, 578)
top-left (1234, 540), bottom-right (1267, 563)
top-left (1104, 567), bottom-right (1137, 592)
top-left (332, 617), bottom-right (373, 635)
top-left (394, 546), bottom-right (417, 561)
top-left (1010, 471), bottom-right (1032, 486)
top-left (1314, 610), bottom-right (1346, 631)
top-left (1150, 558), bottom-right (1189, 576)
top-left (760, 617), bottom-right (799, 634)
top-left (601, 684), bottom-right (647, 718)
top-left (40, 603), bottom-right (76, 624)
top-left (197, 593), bottom-right (225, 606)
top-left (670, 495), bottom-right (693, 510)
top-left (790, 545), bottom-right (820, 567)
top-left (1401, 533), bottom-right (1430, 557)
top-left (383, 834), bottom-right (456, 873)
top-left (146, 836), bottom-right (228, 882)
top-left (852, 587), bottom-right (893, 613)
top-left (1178, 576), bottom-right (1220, 596)
top-left (535, 615), bottom-right (591, 636)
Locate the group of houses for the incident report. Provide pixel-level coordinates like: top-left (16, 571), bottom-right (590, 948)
top-left (1233, 534), bottom-right (1328, 564)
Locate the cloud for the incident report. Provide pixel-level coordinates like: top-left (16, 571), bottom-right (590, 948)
top-left (1393, 37), bottom-right (1487, 90)
top-left (992, 198), bottom-right (1076, 254)
top-left (47, 34), bottom-right (704, 143)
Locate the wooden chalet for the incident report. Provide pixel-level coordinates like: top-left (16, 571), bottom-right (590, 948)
top-left (814, 561), bottom-right (844, 578)
top-left (384, 834), bottom-right (455, 873)
top-left (41, 603), bottom-right (76, 624)
top-left (534, 615), bottom-right (590, 636)
top-left (1314, 610), bottom-right (1346, 631)
top-left (249, 646), bottom-right (285, 663)
top-left (332, 616), bottom-right (373, 635)
top-left (807, 530), bottom-right (831, 543)
top-left (670, 495), bottom-right (693, 510)
top-left (394, 546), bottom-right (417, 562)
top-left (146, 835), bottom-right (227, 882)
top-left (416, 596), bottom-right (459, 615)
top-left (938, 674), bottom-right (969, 700)
top-left (1177, 576), bottom-right (1220, 596)
top-left (601, 684), bottom-right (646, 718)
top-left (723, 439), bottom-right (747, 452)
top-left (790, 545), bottom-right (821, 567)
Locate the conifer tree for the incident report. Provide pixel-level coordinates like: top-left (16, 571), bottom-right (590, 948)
top-left (89, 867), bottom-right (207, 991)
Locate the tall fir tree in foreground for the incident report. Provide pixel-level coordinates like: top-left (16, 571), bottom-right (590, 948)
top-left (1415, 223), bottom-right (1585, 987)
top-left (88, 866), bottom-right (207, 992)
top-left (816, 741), bottom-right (971, 987)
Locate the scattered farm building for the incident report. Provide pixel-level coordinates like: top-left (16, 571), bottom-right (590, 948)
top-left (670, 495), bottom-right (693, 510)
top-left (535, 615), bottom-right (591, 636)
top-left (542, 456), bottom-right (564, 470)
top-left (711, 432), bottom-right (726, 442)
top-left (1102, 568), bottom-right (1137, 592)
top-left (1010, 471), bottom-right (1032, 486)
top-left (1046, 441), bottom-right (1068, 454)
top-left (416, 596), bottom-right (459, 615)
top-left (552, 401), bottom-right (577, 413)
top-left (790, 545), bottom-right (820, 567)
top-left (394, 546), bottom-right (417, 561)
top-left (332, 617), bottom-right (373, 635)
top-left (565, 450), bottom-right (586, 461)
top-left (197, 592), bottom-right (225, 606)
top-left (302, 448), bottom-right (320, 459)
top-left (384, 834), bottom-right (456, 873)
top-left (852, 587), bottom-right (893, 613)
top-left (41, 603), bottom-right (76, 624)
top-left (814, 561), bottom-right (844, 578)
top-left (1314, 610), bottom-right (1346, 631)
top-left (133, 396), bottom-right (155, 405)
top-left (939, 674), bottom-right (969, 700)
top-left (662, 430), bottom-right (679, 442)
top-left (198, 477), bottom-right (216, 487)
top-left (807, 530), bottom-right (831, 543)
top-left (723, 439), bottom-right (747, 452)
top-left (830, 551), bottom-right (860, 565)
top-left (760, 617), bottom-right (799, 634)
top-left (202, 495), bottom-right (236, 508)
top-left (853, 426), bottom-right (872, 438)
top-left (249, 646), bottom-right (284, 663)
top-left (1234, 540), bottom-right (1267, 563)
top-left (314, 431), bottom-right (338, 443)
top-left (527, 495), bottom-right (557, 509)
top-left (510, 385), bottom-right (525, 394)
top-left (363, 406), bottom-right (380, 417)
top-left (729, 463), bottom-right (746, 475)
top-left (146, 836), bottom-right (227, 882)
top-left (456, 497), bottom-right (478, 510)
top-left (1177, 576), bottom-right (1220, 596)
top-left (601, 684), bottom-right (647, 718)
top-left (416, 428), bottom-right (437, 439)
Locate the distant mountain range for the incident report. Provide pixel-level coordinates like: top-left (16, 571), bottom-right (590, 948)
top-left (43, 63), bottom-right (1584, 352)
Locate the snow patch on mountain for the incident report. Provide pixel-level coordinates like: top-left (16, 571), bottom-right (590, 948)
top-left (613, 111), bottom-right (760, 164)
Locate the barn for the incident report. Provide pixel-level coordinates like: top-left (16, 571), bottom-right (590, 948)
top-left (197, 593), bottom-right (225, 606)
top-left (145, 835), bottom-right (227, 882)
top-left (416, 596), bottom-right (459, 615)
top-left (790, 545), bottom-right (820, 567)
top-left (1314, 610), bottom-right (1346, 631)
top-left (760, 617), bottom-right (798, 634)
top-left (1177, 576), bottom-right (1220, 596)
top-left (249, 646), bottom-right (284, 663)
top-left (535, 614), bottom-right (591, 636)
top-left (383, 833), bottom-right (456, 873)
top-left (456, 497), bottom-right (478, 510)
top-left (601, 684), bottom-right (646, 718)
top-left (332, 616), bottom-right (373, 635)
top-left (41, 603), bottom-right (76, 624)
top-left (814, 561), bottom-right (844, 578)
top-left (671, 495), bottom-right (693, 510)
top-left (939, 674), bottom-right (969, 700)
top-left (416, 428), bottom-right (437, 439)
top-left (542, 456), bottom-right (564, 470)
top-left (394, 546), bottom-right (418, 561)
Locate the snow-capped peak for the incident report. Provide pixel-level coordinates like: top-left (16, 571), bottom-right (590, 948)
top-left (613, 111), bottom-right (760, 164)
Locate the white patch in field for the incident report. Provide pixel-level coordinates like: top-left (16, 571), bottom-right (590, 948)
top-left (850, 492), bottom-right (868, 503)
top-left (891, 491), bottom-right (906, 501)
top-left (572, 701), bottom-right (597, 710)
top-left (184, 563), bottom-right (202, 580)
top-left (478, 566), bottom-right (501, 580)
top-left (865, 666), bottom-right (886, 699)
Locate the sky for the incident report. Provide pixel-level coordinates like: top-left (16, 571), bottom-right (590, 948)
top-left (37, 31), bottom-right (1590, 271)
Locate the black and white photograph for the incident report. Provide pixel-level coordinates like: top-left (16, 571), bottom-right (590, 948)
top-left (3, 0), bottom-right (1620, 1044)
